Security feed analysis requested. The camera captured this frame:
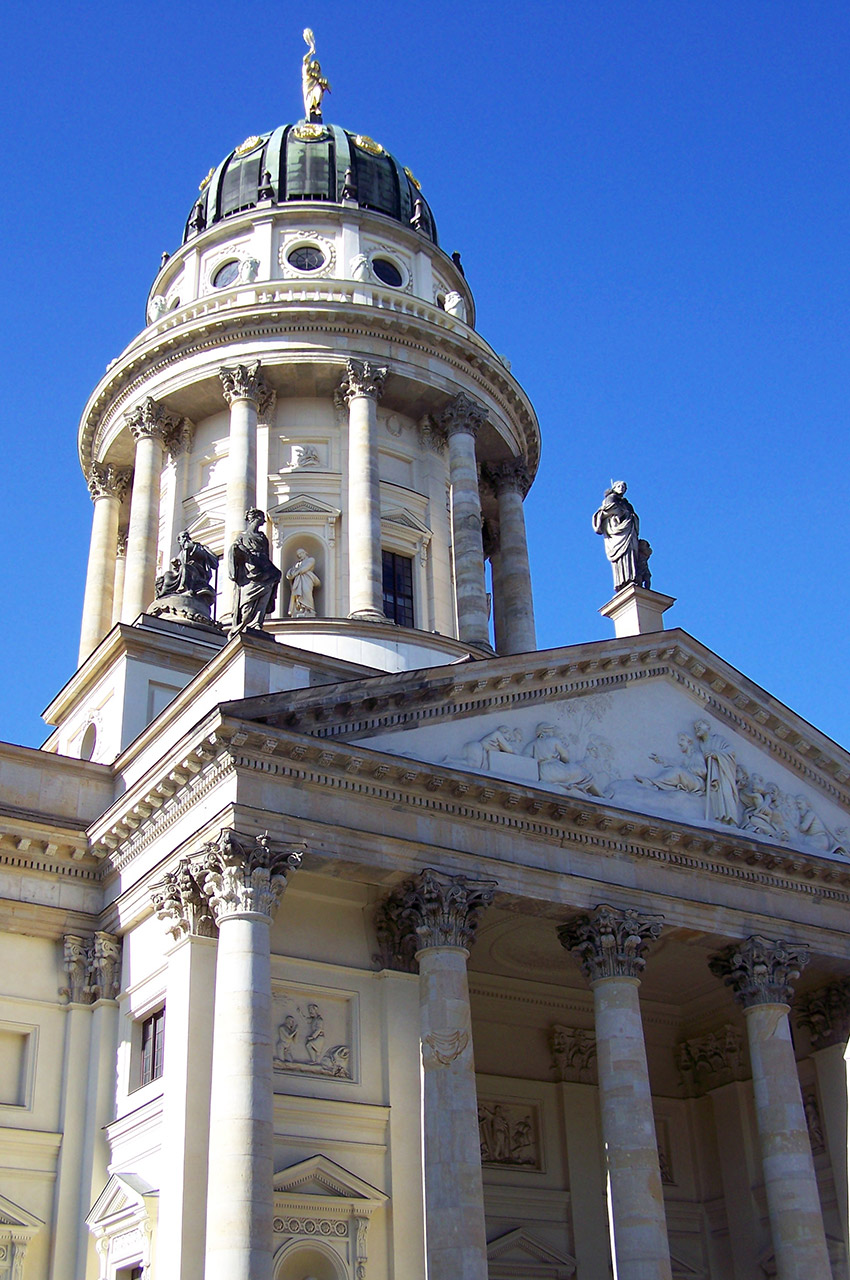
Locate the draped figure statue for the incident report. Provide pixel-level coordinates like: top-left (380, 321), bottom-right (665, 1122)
top-left (228, 509), bottom-right (281, 637)
top-left (592, 480), bottom-right (640, 592)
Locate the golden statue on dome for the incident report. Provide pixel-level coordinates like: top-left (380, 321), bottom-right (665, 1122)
top-left (302, 28), bottom-right (331, 122)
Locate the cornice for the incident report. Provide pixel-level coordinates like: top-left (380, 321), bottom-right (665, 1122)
top-left (79, 302), bottom-right (539, 480)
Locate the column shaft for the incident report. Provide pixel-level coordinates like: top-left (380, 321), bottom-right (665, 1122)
top-left (745, 1003), bottom-right (832, 1280)
top-left (447, 427), bottom-right (490, 648)
top-left (418, 945), bottom-right (488, 1280)
top-left (594, 976), bottom-right (672, 1280)
top-left (112, 534), bottom-right (127, 626)
top-left (224, 396), bottom-right (258, 556)
top-left (123, 430), bottom-right (166, 620)
top-left (79, 488), bottom-right (121, 662)
top-left (347, 391), bottom-right (384, 618)
top-left (812, 1043), bottom-right (849, 1254)
top-left (495, 481), bottom-right (536, 653)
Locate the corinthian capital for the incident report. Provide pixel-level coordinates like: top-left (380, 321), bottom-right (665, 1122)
top-left (87, 462), bottom-right (132, 503)
top-left (151, 858), bottom-right (217, 940)
top-left (125, 396), bottom-right (177, 442)
top-left (709, 935), bottom-right (808, 1008)
top-left (558, 904), bottom-right (663, 983)
top-left (481, 458), bottom-right (531, 497)
top-left (219, 360), bottom-right (274, 413)
top-left (399, 868), bottom-right (497, 953)
top-left (337, 358), bottom-right (388, 404)
top-left (196, 829), bottom-right (302, 924)
top-left (438, 391), bottom-right (488, 439)
top-left (60, 934), bottom-right (91, 1003)
top-left (796, 978), bottom-right (850, 1048)
top-left (60, 931), bottom-right (122, 1003)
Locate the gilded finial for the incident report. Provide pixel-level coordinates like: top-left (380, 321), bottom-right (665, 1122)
top-left (302, 28), bottom-right (331, 122)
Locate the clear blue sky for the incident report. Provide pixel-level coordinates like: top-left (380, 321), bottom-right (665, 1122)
top-left (1, 1), bottom-right (848, 750)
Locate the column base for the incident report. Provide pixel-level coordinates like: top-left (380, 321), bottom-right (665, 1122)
top-left (599, 584), bottom-right (676, 638)
top-left (348, 609), bottom-right (389, 624)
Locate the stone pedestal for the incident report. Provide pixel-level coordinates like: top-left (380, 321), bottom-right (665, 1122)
top-left (339, 359), bottom-right (388, 622)
top-left (198, 831), bottom-right (301, 1280)
top-left (79, 464), bottom-right (130, 662)
top-left (599, 584), bottom-right (676, 638)
top-left (220, 362), bottom-right (273, 560)
top-left (441, 393), bottom-right (492, 650)
top-left (122, 398), bottom-right (176, 621)
top-left (559, 905), bottom-right (672, 1280)
top-left (485, 459), bottom-right (536, 654)
top-left (392, 869), bottom-right (496, 1280)
top-left (711, 937), bottom-right (832, 1280)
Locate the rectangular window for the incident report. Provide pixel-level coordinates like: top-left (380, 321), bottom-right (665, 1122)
top-left (139, 1008), bottom-right (165, 1087)
top-left (382, 551), bottom-right (414, 628)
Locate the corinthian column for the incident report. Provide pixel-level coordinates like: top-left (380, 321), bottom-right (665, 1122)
top-left (219, 362), bottom-right (274, 558)
top-left (122, 398), bottom-right (176, 621)
top-left (79, 463), bottom-right (131, 662)
top-left (559, 905), bottom-right (672, 1280)
top-left (483, 459), bottom-right (536, 654)
top-left (338, 359), bottom-right (388, 621)
top-left (710, 937), bottom-right (831, 1280)
top-left (384, 868), bottom-right (496, 1280)
top-left (199, 830), bottom-right (301, 1280)
top-left (439, 393), bottom-right (491, 649)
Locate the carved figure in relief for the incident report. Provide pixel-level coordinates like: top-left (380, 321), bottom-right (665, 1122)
top-left (350, 253), bottom-right (370, 282)
top-left (795, 795), bottom-right (847, 856)
top-left (592, 480), bottom-right (640, 592)
top-left (292, 444), bottom-right (321, 468)
top-left (804, 1092), bottom-right (825, 1151)
top-left (276, 1014), bottom-right (298, 1063)
top-left (524, 724), bottom-right (607, 797)
top-left (228, 509), bottom-right (282, 636)
top-left (273, 1000), bottom-right (352, 1078)
top-left (693, 719), bottom-right (739, 824)
top-left (457, 725), bottom-right (522, 770)
top-left (478, 1103), bottom-right (539, 1166)
top-left (304, 1003), bottom-right (325, 1062)
top-left (302, 29), bottom-right (331, 121)
top-left (740, 775), bottom-right (789, 839)
top-left (490, 1105), bottom-right (511, 1161)
top-left (286, 548), bottom-right (321, 617)
top-left (239, 257), bottom-right (260, 283)
top-left (635, 734), bottom-right (704, 793)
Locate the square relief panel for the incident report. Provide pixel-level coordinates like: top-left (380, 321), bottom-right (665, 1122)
top-left (281, 441), bottom-right (326, 471)
top-left (271, 982), bottom-right (358, 1086)
top-left (478, 1097), bottom-right (544, 1173)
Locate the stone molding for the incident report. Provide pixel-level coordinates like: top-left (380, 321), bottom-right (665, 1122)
top-left (218, 360), bottom-right (274, 413)
top-left (87, 463), bottom-right (131, 503)
top-left (150, 858), bottom-right (217, 940)
top-left (60, 930), bottom-right (121, 1003)
top-left (709, 935), bottom-right (809, 1007)
top-left (195, 828), bottom-right (302, 924)
top-left (374, 868), bottom-right (496, 962)
top-left (336, 357), bottom-right (388, 404)
top-left (676, 1024), bottom-right (745, 1096)
top-left (438, 390), bottom-right (488, 439)
top-left (124, 396), bottom-right (178, 442)
top-left (795, 978), bottom-right (850, 1047)
top-left (481, 458), bottom-right (531, 498)
top-left (557, 904), bottom-right (664, 983)
top-left (550, 1024), bottom-right (597, 1082)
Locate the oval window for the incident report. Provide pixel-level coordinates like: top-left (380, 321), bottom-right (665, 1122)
top-left (213, 260), bottom-right (240, 288)
top-left (80, 723), bottom-right (97, 762)
top-left (372, 258), bottom-right (403, 287)
top-left (287, 245), bottom-right (325, 272)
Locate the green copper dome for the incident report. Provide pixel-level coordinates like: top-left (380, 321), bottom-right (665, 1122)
top-left (184, 124), bottom-right (437, 245)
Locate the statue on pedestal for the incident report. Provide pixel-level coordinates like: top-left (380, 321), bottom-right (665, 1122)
top-left (228, 509), bottom-right (281, 637)
top-left (286, 549), bottom-right (320, 618)
top-left (592, 480), bottom-right (640, 592)
top-left (151, 530), bottom-right (220, 629)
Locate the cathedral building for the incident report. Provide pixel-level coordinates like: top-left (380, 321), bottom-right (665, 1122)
top-left (0, 37), bottom-right (849, 1280)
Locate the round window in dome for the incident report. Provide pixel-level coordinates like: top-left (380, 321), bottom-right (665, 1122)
top-left (371, 258), bottom-right (403, 288)
top-left (287, 245), bottom-right (325, 272)
top-left (213, 260), bottom-right (240, 289)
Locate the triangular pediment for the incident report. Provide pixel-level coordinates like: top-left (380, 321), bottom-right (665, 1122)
top-left (381, 507), bottom-right (432, 537)
top-left (487, 1228), bottom-right (576, 1277)
top-left (273, 1155), bottom-right (386, 1203)
top-left (0, 1191), bottom-right (42, 1231)
top-left (671, 1250), bottom-right (706, 1278)
top-left (225, 632), bottom-right (850, 867)
top-left (268, 494), bottom-right (341, 520)
top-left (86, 1172), bottom-right (158, 1229)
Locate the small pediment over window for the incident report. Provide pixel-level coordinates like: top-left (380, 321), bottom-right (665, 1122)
top-left (273, 1154), bottom-right (386, 1204)
top-left (486, 1227), bottom-right (576, 1278)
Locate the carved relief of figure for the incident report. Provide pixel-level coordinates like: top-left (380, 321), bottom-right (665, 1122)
top-left (238, 256), bottom-right (260, 283)
top-left (228, 509), bottom-right (282, 637)
top-left (511, 1115), bottom-right (535, 1163)
top-left (304, 1003), bottom-right (325, 1062)
top-left (804, 1092), bottom-right (825, 1151)
top-left (795, 795), bottom-right (847, 855)
top-left (491, 1105), bottom-right (511, 1161)
top-left (275, 1015), bottom-right (298, 1064)
top-left (286, 548), bottom-right (320, 618)
top-left (524, 724), bottom-right (607, 797)
top-left (592, 480), bottom-right (640, 592)
top-left (740, 775), bottom-right (789, 839)
top-left (693, 719), bottom-right (739, 825)
top-left (458, 725), bottom-right (522, 770)
top-left (478, 1106), bottom-right (492, 1162)
top-left (350, 253), bottom-right (370, 282)
top-left (635, 734), bottom-right (705, 793)
top-left (302, 28), bottom-right (331, 121)
top-left (292, 444), bottom-right (321, 469)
